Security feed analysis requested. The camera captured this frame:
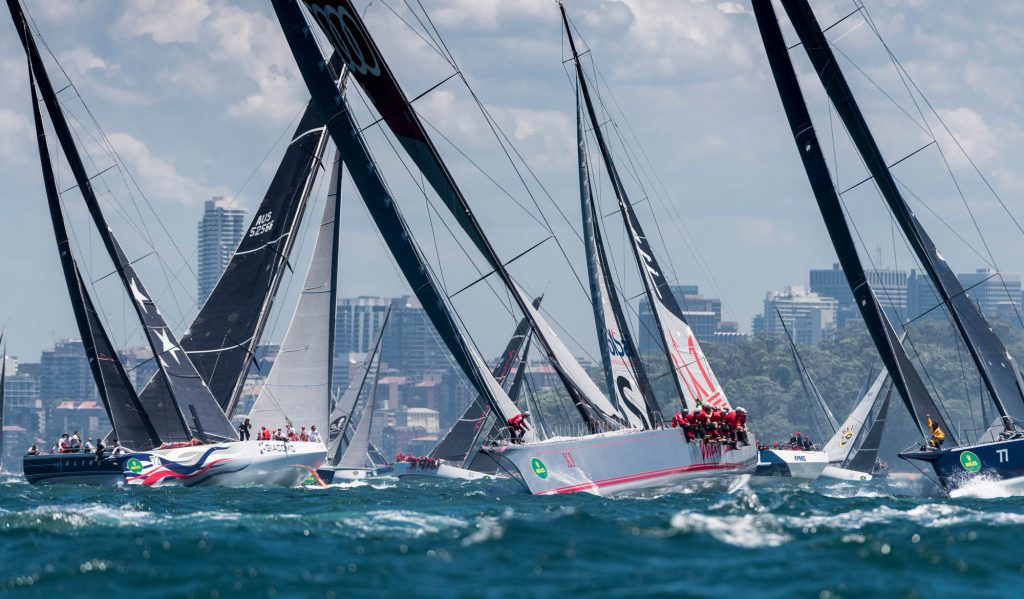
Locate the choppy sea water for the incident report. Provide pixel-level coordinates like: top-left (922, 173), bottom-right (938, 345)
top-left (0, 474), bottom-right (1019, 597)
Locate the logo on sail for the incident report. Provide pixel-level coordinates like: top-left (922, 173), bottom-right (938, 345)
top-left (306, 2), bottom-right (382, 77)
top-left (839, 426), bottom-right (855, 447)
top-left (959, 451), bottom-right (981, 473)
top-left (531, 457), bottom-right (548, 479)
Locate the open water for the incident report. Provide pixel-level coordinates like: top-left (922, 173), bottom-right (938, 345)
top-left (0, 474), bottom-right (1019, 597)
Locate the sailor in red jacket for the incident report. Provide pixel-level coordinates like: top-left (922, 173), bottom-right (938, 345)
top-left (671, 410), bottom-right (688, 429)
top-left (692, 404), bottom-right (711, 438)
top-left (733, 407), bottom-right (749, 446)
top-left (507, 411), bottom-right (531, 444)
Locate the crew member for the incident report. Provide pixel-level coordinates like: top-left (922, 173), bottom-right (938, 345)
top-left (94, 438), bottom-right (105, 460)
top-left (507, 411), bottom-right (531, 444)
top-left (238, 418), bottom-right (252, 441)
top-left (309, 425), bottom-right (322, 444)
top-left (733, 407), bottom-right (748, 446)
top-left (927, 415), bottom-right (945, 450)
top-left (26, 444), bottom-right (39, 456)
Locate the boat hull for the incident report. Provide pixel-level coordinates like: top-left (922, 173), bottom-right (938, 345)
top-left (901, 437), bottom-right (1024, 493)
top-left (392, 461), bottom-right (500, 481)
top-left (122, 441), bottom-right (326, 487)
top-left (484, 428), bottom-right (756, 496)
top-left (23, 453), bottom-right (125, 485)
top-left (754, 449), bottom-right (828, 481)
top-left (820, 465), bottom-right (872, 482)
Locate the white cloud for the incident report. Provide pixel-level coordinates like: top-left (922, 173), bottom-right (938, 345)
top-left (935, 107), bottom-right (999, 171)
top-left (0, 109), bottom-right (31, 160)
top-left (106, 132), bottom-right (230, 207)
top-left (736, 217), bottom-right (794, 247)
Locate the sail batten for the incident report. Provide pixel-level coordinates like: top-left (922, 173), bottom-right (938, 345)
top-left (753, 0), bottom-right (955, 443)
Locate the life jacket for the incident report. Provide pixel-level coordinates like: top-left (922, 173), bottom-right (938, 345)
top-left (508, 414), bottom-right (525, 428)
top-left (723, 412), bottom-right (738, 430)
top-left (735, 413), bottom-right (747, 428)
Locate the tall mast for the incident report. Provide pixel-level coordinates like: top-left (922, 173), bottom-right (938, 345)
top-left (752, 0), bottom-right (954, 442)
top-left (26, 64), bottom-right (165, 449)
top-left (576, 92), bottom-right (659, 428)
top-left (294, 0), bottom-right (632, 430)
top-left (775, 308), bottom-right (838, 434)
top-left (273, 0), bottom-right (535, 441)
top-left (781, 0), bottom-right (1024, 423)
top-left (561, 4), bottom-right (730, 413)
top-left (10, 0), bottom-right (236, 443)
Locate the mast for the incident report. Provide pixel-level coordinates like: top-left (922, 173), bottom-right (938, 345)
top-left (11, 1), bottom-right (236, 443)
top-left (248, 149), bottom-right (343, 437)
top-left (273, 0), bottom-right (535, 441)
top-left (780, 0), bottom-right (1024, 423)
top-left (775, 308), bottom-right (838, 434)
top-left (561, 4), bottom-right (729, 414)
top-left (295, 0), bottom-right (631, 431)
top-left (752, 0), bottom-right (955, 443)
top-left (26, 59), bottom-right (165, 449)
top-left (576, 92), bottom-right (659, 428)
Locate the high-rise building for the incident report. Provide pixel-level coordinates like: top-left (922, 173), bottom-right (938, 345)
top-left (810, 263), bottom-right (907, 327)
top-left (638, 285), bottom-right (726, 355)
top-left (958, 268), bottom-right (1022, 326)
top-left (4, 359), bottom-right (43, 436)
top-left (197, 196), bottom-right (247, 307)
top-left (333, 296), bottom-right (391, 392)
top-left (757, 286), bottom-right (838, 345)
top-left (39, 340), bottom-right (97, 407)
top-left (907, 269), bottom-right (943, 322)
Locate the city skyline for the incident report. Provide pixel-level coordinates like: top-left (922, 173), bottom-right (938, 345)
top-left (4, 2), bottom-right (1024, 370)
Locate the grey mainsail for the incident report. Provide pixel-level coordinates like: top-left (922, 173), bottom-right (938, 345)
top-left (561, 5), bottom-right (729, 414)
top-left (248, 149), bottom-right (342, 437)
top-left (11, 4), bottom-right (235, 445)
top-left (752, 0), bottom-right (955, 443)
top-left (297, 0), bottom-right (628, 431)
top-left (273, 0), bottom-right (533, 440)
top-left (780, 0), bottom-right (1024, 424)
top-left (576, 94), bottom-right (657, 429)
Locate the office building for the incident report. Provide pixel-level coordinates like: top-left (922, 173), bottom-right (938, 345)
top-left (907, 269), bottom-right (943, 322)
top-left (197, 196), bottom-right (247, 307)
top-left (958, 268), bottom-right (1022, 326)
top-left (757, 286), bottom-right (838, 345)
top-left (810, 263), bottom-right (907, 327)
top-left (638, 285), bottom-right (727, 355)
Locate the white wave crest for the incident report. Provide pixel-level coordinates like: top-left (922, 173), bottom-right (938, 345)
top-left (669, 512), bottom-right (790, 548)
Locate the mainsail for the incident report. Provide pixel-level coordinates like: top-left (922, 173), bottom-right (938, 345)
top-left (780, 0), bottom-right (1024, 424)
top-left (576, 95), bottom-right (657, 428)
top-left (823, 368), bottom-right (890, 466)
top-left (27, 64), bottom-right (163, 449)
top-left (297, 0), bottom-right (629, 430)
top-left (273, 0), bottom-right (533, 441)
top-left (753, 0), bottom-right (955, 442)
top-left (248, 149), bottom-right (342, 436)
top-left (430, 303), bottom-right (536, 464)
top-left (562, 5), bottom-right (729, 413)
top-left (12, 5), bottom-right (237, 444)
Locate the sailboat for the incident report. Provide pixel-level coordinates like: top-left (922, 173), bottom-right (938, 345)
top-left (821, 370), bottom-right (892, 482)
top-left (754, 0), bottom-right (1024, 493)
top-left (11, 0), bottom-right (325, 487)
top-left (274, 0), bottom-right (757, 495)
top-left (394, 310), bottom-right (536, 481)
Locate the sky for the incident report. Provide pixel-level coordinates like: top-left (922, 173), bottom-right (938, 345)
top-left (3, 0), bottom-right (1024, 367)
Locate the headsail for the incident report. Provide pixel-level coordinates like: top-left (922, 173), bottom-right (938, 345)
top-left (11, 4), bottom-right (237, 444)
top-left (430, 301), bottom-right (537, 464)
top-left (248, 149), bottom-right (342, 437)
top-left (26, 64), bottom-right (164, 449)
top-left (577, 95), bottom-right (657, 428)
top-left (328, 305), bottom-right (388, 464)
top-left (337, 346), bottom-right (382, 470)
top-left (298, 0), bottom-right (628, 430)
top-left (273, 0), bottom-right (534, 441)
top-left (846, 390), bottom-right (891, 474)
top-left (752, 0), bottom-right (955, 442)
top-left (780, 0), bottom-right (1024, 424)
top-left (823, 368), bottom-right (890, 466)
top-left (561, 5), bottom-right (728, 413)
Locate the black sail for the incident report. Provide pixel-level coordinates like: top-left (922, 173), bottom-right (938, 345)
top-left (752, 0), bottom-right (955, 442)
top-left (297, 0), bottom-right (627, 431)
top-left (780, 0), bottom-right (1024, 422)
top-left (178, 101), bottom-right (330, 416)
top-left (28, 72), bottom-right (165, 448)
top-left (273, 0), bottom-right (530, 435)
top-left (11, 1), bottom-right (236, 444)
top-left (430, 301), bottom-right (536, 464)
top-left (847, 390), bottom-right (892, 473)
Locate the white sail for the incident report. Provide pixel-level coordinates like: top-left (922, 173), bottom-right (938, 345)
top-left (824, 368), bottom-right (889, 464)
top-left (338, 360), bottom-right (379, 470)
top-left (248, 153), bottom-right (341, 435)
